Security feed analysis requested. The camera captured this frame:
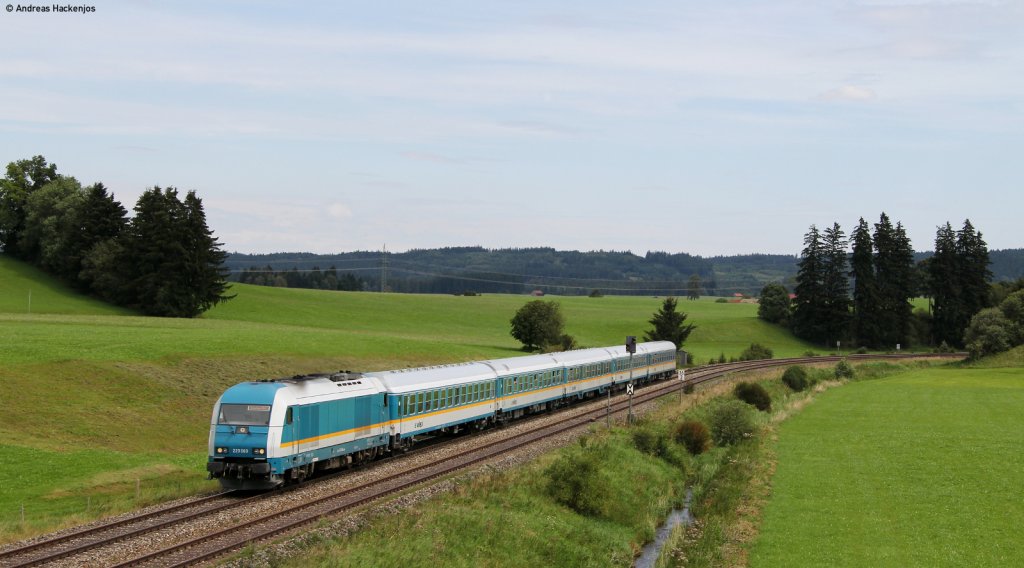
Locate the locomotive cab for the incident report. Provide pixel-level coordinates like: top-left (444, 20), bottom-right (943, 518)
top-left (207, 382), bottom-right (288, 490)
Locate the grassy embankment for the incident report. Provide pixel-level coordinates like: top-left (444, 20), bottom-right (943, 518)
top-left (0, 254), bottom-right (818, 543)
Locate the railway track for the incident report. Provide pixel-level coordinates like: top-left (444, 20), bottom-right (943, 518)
top-left (0, 352), bottom-right (961, 567)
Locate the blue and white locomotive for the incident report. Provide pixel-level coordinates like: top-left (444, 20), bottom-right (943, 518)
top-left (207, 341), bottom-right (677, 490)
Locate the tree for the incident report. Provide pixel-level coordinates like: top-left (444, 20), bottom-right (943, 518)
top-left (643, 296), bottom-right (695, 347)
top-left (0, 155), bottom-right (59, 258)
top-left (181, 191), bottom-right (234, 315)
top-left (66, 183), bottom-right (128, 290)
top-left (757, 282), bottom-right (790, 324)
top-left (821, 222), bottom-right (851, 345)
top-left (687, 274), bottom-right (703, 300)
top-left (510, 300), bottom-right (565, 351)
top-left (850, 217), bottom-right (880, 346)
top-left (930, 222), bottom-right (961, 346)
top-left (873, 214), bottom-right (915, 348)
top-left (1000, 290), bottom-right (1024, 344)
top-left (956, 219), bottom-right (992, 328)
top-left (119, 186), bottom-right (232, 317)
top-left (929, 219), bottom-right (992, 347)
top-left (20, 176), bottom-right (82, 267)
top-left (791, 225), bottom-right (827, 343)
top-left (964, 308), bottom-right (1014, 360)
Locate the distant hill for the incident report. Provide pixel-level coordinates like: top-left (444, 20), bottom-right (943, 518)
top-left (226, 247), bottom-right (1024, 296)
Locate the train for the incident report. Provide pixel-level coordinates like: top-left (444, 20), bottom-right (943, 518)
top-left (206, 340), bottom-right (678, 490)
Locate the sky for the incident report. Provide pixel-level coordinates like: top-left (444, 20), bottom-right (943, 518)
top-left (1, 1), bottom-right (1022, 256)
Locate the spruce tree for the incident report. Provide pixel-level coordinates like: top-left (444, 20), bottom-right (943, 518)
top-left (792, 225), bottom-right (827, 343)
top-left (821, 223), bottom-right (851, 346)
top-left (183, 190), bottom-right (233, 315)
top-left (873, 214), bottom-right (915, 348)
top-left (850, 217), bottom-right (880, 347)
top-left (64, 182), bottom-right (128, 289)
top-left (644, 296), bottom-right (696, 347)
top-left (121, 187), bottom-right (190, 316)
top-left (956, 219), bottom-right (992, 329)
top-left (930, 222), bottom-right (961, 346)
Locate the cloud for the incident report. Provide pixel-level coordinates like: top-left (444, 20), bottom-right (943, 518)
top-left (328, 203), bottom-right (353, 219)
top-left (816, 85), bottom-right (878, 102)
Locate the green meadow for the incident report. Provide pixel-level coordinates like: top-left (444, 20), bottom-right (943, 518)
top-left (0, 254), bottom-right (817, 541)
top-left (750, 364), bottom-right (1024, 566)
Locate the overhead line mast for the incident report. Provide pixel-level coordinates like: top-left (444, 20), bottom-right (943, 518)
top-left (381, 244), bottom-right (387, 293)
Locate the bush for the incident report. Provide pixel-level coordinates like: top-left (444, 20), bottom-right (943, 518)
top-left (717, 353), bottom-right (727, 364)
top-left (803, 350), bottom-right (819, 357)
top-left (715, 298), bottom-right (728, 303)
top-left (734, 381), bottom-right (771, 411)
top-left (709, 400), bottom-right (756, 445)
top-left (781, 366), bottom-right (809, 391)
top-left (834, 359), bottom-right (855, 379)
top-left (545, 445), bottom-right (607, 516)
top-left (738, 343), bottom-right (773, 361)
top-left (964, 307), bottom-right (1015, 360)
top-left (632, 426), bottom-right (670, 458)
top-left (682, 381), bottom-right (695, 394)
top-left (674, 420), bottom-right (710, 455)
top-left (855, 346), bottom-right (869, 355)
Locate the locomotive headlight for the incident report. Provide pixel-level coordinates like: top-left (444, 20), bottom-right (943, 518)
top-left (254, 448), bottom-right (266, 455)
top-left (216, 447), bottom-right (228, 454)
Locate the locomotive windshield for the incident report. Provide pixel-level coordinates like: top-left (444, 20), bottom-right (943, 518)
top-left (218, 404), bottom-right (272, 426)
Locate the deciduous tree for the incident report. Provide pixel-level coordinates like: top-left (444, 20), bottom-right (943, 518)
top-left (510, 300), bottom-right (565, 351)
top-left (0, 155), bottom-right (59, 258)
top-left (687, 274), bottom-right (702, 300)
top-left (757, 282), bottom-right (790, 325)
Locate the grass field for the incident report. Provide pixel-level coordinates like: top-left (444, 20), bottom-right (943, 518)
top-left (749, 365), bottom-right (1024, 566)
top-left (0, 254), bottom-right (821, 541)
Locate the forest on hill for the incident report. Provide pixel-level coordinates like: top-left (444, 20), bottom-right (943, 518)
top-left (225, 247), bottom-right (1024, 297)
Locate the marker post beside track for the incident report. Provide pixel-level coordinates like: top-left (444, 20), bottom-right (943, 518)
top-left (626, 336), bottom-right (636, 425)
